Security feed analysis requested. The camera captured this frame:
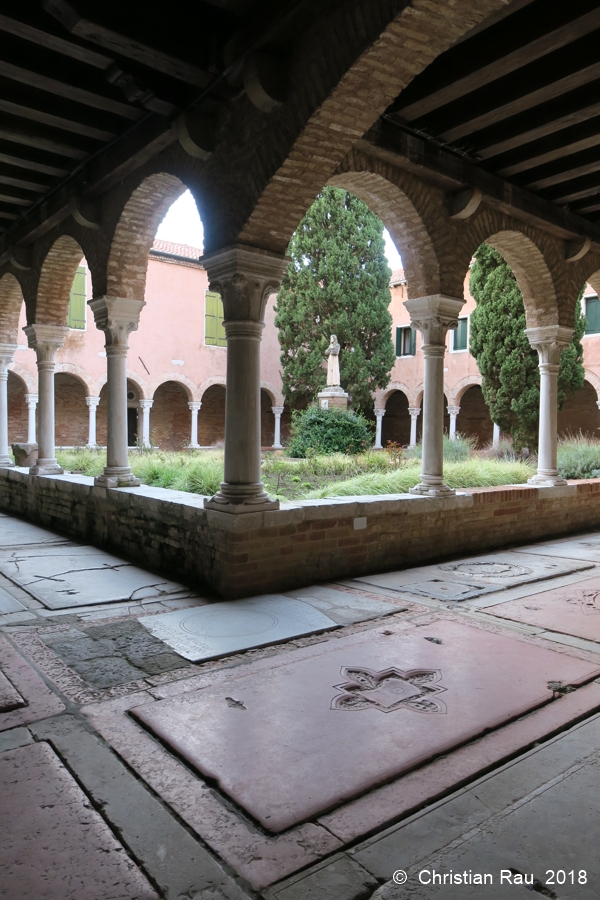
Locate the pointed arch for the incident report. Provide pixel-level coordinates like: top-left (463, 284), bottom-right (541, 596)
top-left (35, 235), bottom-right (84, 325)
top-left (0, 272), bottom-right (25, 343)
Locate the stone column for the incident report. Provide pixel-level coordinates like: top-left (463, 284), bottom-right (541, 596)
top-left (374, 408), bottom-right (385, 449)
top-left (405, 296), bottom-right (464, 495)
top-left (188, 401), bottom-right (201, 449)
top-left (139, 399), bottom-right (153, 448)
top-left (86, 396), bottom-right (100, 448)
top-left (89, 297), bottom-right (144, 487)
top-left (447, 405), bottom-right (460, 440)
top-left (26, 394), bottom-right (38, 444)
top-left (200, 245), bottom-right (288, 513)
top-left (493, 422), bottom-right (501, 449)
top-left (0, 344), bottom-right (17, 467)
top-left (23, 325), bottom-right (68, 475)
top-left (408, 407), bottom-right (420, 448)
top-left (526, 325), bottom-right (573, 486)
top-left (272, 406), bottom-right (284, 449)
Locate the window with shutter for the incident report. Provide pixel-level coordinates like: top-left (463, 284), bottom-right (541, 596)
top-left (453, 317), bottom-right (468, 351)
top-left (396, 326), bottom-right (416, 357)
top-left (585, 297), bottom-right (600, 334)
top-left (67, 266), bottom-right (87, 329)
top-left (205, 291), bottom-right (226, 346)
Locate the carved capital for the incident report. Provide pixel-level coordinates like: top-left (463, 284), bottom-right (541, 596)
top-left (139, 399), bottom-right (153, 410)
top-left (86, 396), bottom-right (101, 408)
top-left (404, 295), bottom-right (464, 347)
top-left (408, 407), bottom-right (421, 418)
top-left (374, 408), bottom-right (386, 418)
top-left (89, 297), bottom-right (145, 349)
top-left (525, 325), bottom-right (573, 367)
top-left (23, 324), bottom-right (68, 365)
top-left (201, 244), bottom-right (289, 323)
top-left (271, 406), bottom-right (284, 416)
top-left (188, 401), bottom-right (202, 412)
top-left (0, 342), bottom-right (17, 373)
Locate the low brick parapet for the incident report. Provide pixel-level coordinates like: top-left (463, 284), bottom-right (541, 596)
top-left (1, 468), bottom-right (599, 598)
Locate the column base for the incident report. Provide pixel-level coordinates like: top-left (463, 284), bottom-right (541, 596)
top-left (187, 443), bottom-right (200, 450)
top-left (95, 466), bottom-right (140, 488)
top-left (0, 456), bottom-right (15, 468)
top-left (527, 473), bottom-right (568, 487)
top-left (204, 482), bottom-right (279, 514)
top-left (272, 443), bottom-right (283, 450)
top-left (30, 459), bottom-right (64, 476)
top-left (409, 480), bottom-right (455, 497)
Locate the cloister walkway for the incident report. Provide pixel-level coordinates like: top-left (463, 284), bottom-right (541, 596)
top-left (1, 512), bottom-right (599, 899)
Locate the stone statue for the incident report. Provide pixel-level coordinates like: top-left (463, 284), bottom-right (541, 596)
top-left (325, 334), bottom-right (341, 387)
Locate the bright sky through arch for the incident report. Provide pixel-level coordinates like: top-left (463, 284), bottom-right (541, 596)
top-left (156, 190), bottom-right (403, 271)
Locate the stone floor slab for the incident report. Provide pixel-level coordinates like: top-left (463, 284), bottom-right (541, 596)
top-left (0, 516), bottom-right (69, 548)
top-left (140, 594), bottom-right (337, 662)
top-left (0, 585), bottom-right (25, 613)
top-left (132, 618), bottom-right (600, 833)
top-left (516, 534), bottom-right (600, 564)
top-left (284, 585), bottom-right (409, 624)
top-left (0, 546), bottom-right (188, 609)
top-left (485, 574), bottom-right (600, 643)
top-left (0, 669), bottom-right (26, 711)
top-left (0, 634), bottom-right (64, 730)
top-left (0, 741), bottom-right (158, 900)
top-left (354, 551), bottom-right (593, 599)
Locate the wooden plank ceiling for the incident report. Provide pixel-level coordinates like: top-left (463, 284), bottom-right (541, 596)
top-left (385, 0), bottom-right (600, 225)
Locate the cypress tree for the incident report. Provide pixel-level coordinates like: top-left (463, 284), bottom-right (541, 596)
top-left (275, 186), bottom-right (395, 413)
top-left (469, 244), bottom-right (586, 451)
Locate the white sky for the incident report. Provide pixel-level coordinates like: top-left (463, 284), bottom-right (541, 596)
top-left (156, 190), bottom-right (404, 270)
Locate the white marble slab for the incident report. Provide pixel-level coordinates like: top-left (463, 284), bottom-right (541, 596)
top-left (140, 595), bottom-right (337, 661)
top-left (0, 587), bottom-right (25, 614)
top-left (0, 547), bottom-right (188, 609)
top-left (354, 551), bottom-right (593, 600)
top-left (284, 585), bottom-right (407, 624)
top-left (514, 537), bottom-right (600, 564)
top-left (0, 517), bottom-right (68, 549)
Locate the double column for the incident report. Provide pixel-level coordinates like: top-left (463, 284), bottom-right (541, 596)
top-left (405, 295), bottom-right (464, 496)
top-left (0, 344), bottom-right (17, 467)
top-left (200, 245), bottom-right (288, 513)
top-left (23, 325), bottom-right (68, 475)
top-left (526, 325), bottom-right (573, 486)
top-left (89, 297), bottom-right (144, 487)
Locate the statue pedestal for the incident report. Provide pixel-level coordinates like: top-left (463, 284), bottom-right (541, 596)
top-left (318, 387), bottom-right (349, 410)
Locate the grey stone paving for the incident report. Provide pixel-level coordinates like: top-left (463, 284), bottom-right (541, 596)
top-left (283, 585), bottom-right (408, 624)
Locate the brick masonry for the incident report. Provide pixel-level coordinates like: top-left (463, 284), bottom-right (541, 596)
top-left (2, 469), bottom-right (600, 599)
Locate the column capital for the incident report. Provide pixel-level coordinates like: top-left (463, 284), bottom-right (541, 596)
top-left (200, 244), bottom-right (289, 323)
top-left (23, 324), bottom-right (68, 362)
top-left (404, 295), bottom-right (464, 346)
top-left (408, 407), bottom-right (421, 417)
top-left (25, 393), bottom-right (38, 407)
top-left (447, 405), bottom-right (460, 416)
top-left (89, 296), bottom-right (145, 348)
top-left (0, 342), bottom-right (17, 368)
top-left (86, 396), bottom-right (101, 408)
top-left (525, 325), bottom-right (573, 366)
top-left (188, 401), bottom-right (202, 411)
top-left (139, 399), bottom-right (153, 409)
top-left (374, 408), bottom-right (386, 418)
top-left (271, 406), bottom-right (284, 416)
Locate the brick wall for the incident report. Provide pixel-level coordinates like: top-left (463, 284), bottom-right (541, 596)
top-left (151, 381), bottom-right (190, 451)
top-left (382, 390), bottom-right (410, 445)
top-left (198, 384), bottom-right (225, 446)
top-left (2, 469), bottom-right (600, 600)
top-left (456, 385), bottom-right (494, 447)
top-left (55, 374), bottom-right (88, 447)
top-left (7, 372), bottom-right (27, 443)
top-left (558, 380), bottom-right (600, 438)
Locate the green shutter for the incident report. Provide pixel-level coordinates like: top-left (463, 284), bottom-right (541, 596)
top-left (454, 317), bottom-right (468, 350)
top-left (410, 327), bottom-right (416, 355)
top-left (67, 266), bottom-right (87, 329)
top-left (205, 291), bottom-right (227, 347)
top-left (395, 327), bottom-right (402, 357)
top-left (586, 297), bottom-right (600, 334)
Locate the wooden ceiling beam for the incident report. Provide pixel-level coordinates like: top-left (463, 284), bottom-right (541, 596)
top-left (0, 125), bottom-right (87, 161)
top-left (0, 170), bottom-right (49, 193)
top-left (0, 191), bottom-right (33, 207)
top-left (497, 127), bottom-right (600, 177)
top-left (545, 174), bottom-right (600, 203)
top-left (397, 6), bottom-right (600, 120)
top-left (0, 13), bottom-right (111, 69)
top-left (0, 150), bottom-right (68, 178)
top-left (0, 97), bottom-right (115, 142)
top-left (0, 58), bottom-right (142, 119)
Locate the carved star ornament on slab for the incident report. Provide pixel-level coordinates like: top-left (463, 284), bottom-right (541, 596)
top-left (331, 666), bottom-right (447, 714)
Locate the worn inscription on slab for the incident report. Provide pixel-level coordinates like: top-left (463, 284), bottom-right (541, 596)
top-left (439, 561), bottom-right (533, 579)
top-left (398, 580), bottom-right (499, 602)
top-left (140, 595), bottom-right (337, 661)
top-left (332, 666), bottom-right (446, 714)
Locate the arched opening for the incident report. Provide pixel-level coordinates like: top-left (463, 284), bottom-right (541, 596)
top-left (55, 374), bottom-right (88, 447)
top-left (198, 384), bottom-right (225, 447)
top-left (7, 371), bottom-right (28, 444)
top-left (558, 381), bottom-right (600, 438)
top-left (152, 381), bottom-right (190, 451)
top-left (36, 236), bottom-right (87, 326)
top-left (382, 390), bottom-right (410, 446)
top-left (456, 385), bottom-right (493, 447)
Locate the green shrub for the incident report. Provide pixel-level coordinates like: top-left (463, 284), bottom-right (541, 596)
top-left (404, 434), bottom-right (475, 463)
top-left (287, 406), bottom-right (374, 457)
top-left (557, 436), bottom-right (600, 479)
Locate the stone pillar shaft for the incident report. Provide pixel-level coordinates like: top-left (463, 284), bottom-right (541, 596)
top-left (23, 325), bottom-right (68, 475)
top-left (408, 407), bottom-right (420, 449)
top-left (0, 345), bottom-right (17, 467)
top-left (272, 406), bottom-right (284, 450)
top-left (526, 326), bottom-right (573, 486)
top-left (405, 296), bottom-right (464, 496)
top-left (374, 408), bottom-right (385, 450)
top-left (493, 422), bottom-right (501, 449)
top-left (90, 297), bottom-right (144, 487)
top-left (200, 245), bottom-right (288, 513)
top-left (86, 396), bottom-right (100, 448)
top-left (447, 405), bottom-right (460, 440)
top-left (188, 401), bottom-right (201, 449)
top-left (139, 399), bottom-right (153, 449)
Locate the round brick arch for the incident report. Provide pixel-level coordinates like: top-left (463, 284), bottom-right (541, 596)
top-left (0, 272), bottom-right (25, 343)
top-left (35, 235), bottom-right (85, 326)
top-left (106, 173), bottom-right (187, 302)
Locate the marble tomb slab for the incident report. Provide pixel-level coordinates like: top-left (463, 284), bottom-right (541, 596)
top-left (132, 619), bottom-right (600, 832)
top-left (0, 546), bottom-right (187, 609)
top-left (514, 535), bottom-right (600, 564)
top-left (140, 595), bottom-right (337, 661)
top-left (0, 670), bottom-right (26, 712)
top-left (283, 585), bottom-right (409, 624)
top-left (0, 586), bottom-right (25, 614)
top-left (0, 517), bottom-right (69, 549)
top-left (353, 551), bottom-right (593, 600)
top-left (485, 574), bottom-right (600, 643)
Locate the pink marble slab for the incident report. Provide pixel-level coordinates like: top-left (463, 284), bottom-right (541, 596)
top-left (0, 741), bottom-right (157, 900)
top-left (132, 619), bottom-right (600, 833)
top-left (0, 635), bottom-right (64, 730)
top-left (485, 574), bottom-right (600, 642)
